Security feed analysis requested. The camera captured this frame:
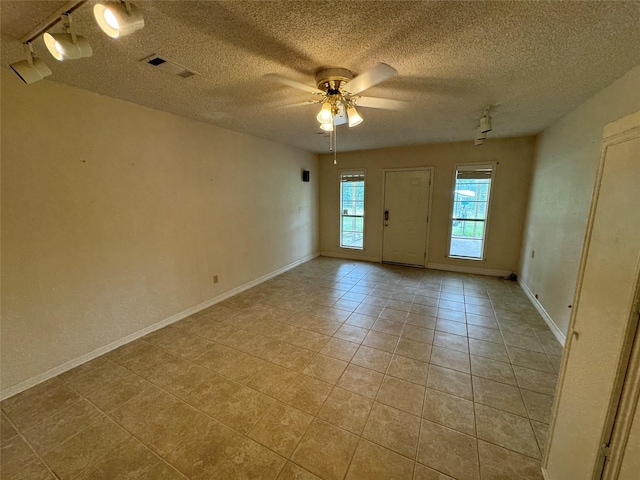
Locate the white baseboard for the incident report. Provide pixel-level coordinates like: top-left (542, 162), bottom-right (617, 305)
top-left (320, 251), bottom-right (381, 263)
top-left (0, 252), bottom-right (320, 401)
top-left (426, 262), bottom-right (512, 277)
top-left (518, 277), bottom-right (566, 346)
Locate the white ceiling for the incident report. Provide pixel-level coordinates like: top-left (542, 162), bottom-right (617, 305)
top-left (2, 1), bottom-right (640, 153)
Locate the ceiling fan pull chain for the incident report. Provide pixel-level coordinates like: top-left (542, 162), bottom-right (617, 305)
top-left (333, 119), bottom-right (338, 165)
top-left (329, 125), bottom-right (333, 152)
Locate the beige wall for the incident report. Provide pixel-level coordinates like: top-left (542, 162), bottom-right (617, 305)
top-left (520, 64), bottom-right (640, 339)
top-left (319, 138), bottom-right (535, 274)
top-left (0, 70), bottom-right (319, 393)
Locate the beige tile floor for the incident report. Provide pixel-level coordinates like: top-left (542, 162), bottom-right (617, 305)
top-left (1, 257), bottom-right (564, 480)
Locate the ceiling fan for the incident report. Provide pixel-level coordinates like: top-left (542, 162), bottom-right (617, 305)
top-left (266, 63), bottom-right (406, 132)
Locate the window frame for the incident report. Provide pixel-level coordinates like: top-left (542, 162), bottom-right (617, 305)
top-left (446, 162), bottom-right (496, 261)
top-left (339, 169), bottom-right (366, 250)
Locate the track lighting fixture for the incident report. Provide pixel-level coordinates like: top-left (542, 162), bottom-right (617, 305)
top-left (10, 43), bottom-right (52, 84)
top-left (476, 127), bottom-right (487, 141)
top-left (44, 14), bottom-right (92, 61)
top-left (474, 138), bottom-right (484, 146)
top-left (94, 1), bottom-right (145, 38)
top-left (10, 0), bottom-right (146, 85)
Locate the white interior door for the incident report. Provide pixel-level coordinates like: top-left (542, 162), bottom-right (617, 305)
top-left (544, 111), bottom-right (640, 479)
top-left (382, 169), bottom-right (430, 266)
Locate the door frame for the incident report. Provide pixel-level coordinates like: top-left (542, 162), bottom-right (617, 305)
top-left (601, 278), bottom-right (640, 479)
top-left (380, 166), bottom-right (434, 267)
top-left (542, 110), bottom-right (640, 479)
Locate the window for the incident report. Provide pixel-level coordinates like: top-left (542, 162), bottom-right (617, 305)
top-left (448, 164), bottom-right (494, 260)
top-left (340, 171), bottom-right (365, 249)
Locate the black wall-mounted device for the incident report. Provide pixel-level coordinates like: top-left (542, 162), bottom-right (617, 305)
top-left (302, 170), bottom-right (310, 182)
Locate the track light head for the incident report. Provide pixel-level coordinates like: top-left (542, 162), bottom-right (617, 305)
top-left (474, 138), bottom-right (484, 146)
top-left (10, 43), bottom-right (52, 84)
top-left (480, 115), bottom-right (492, 133)
top-left (479, 105), bottom-right (492, 133)
top-left (476, 127), bottom-right (487, 141)
top-left (44, 14), bottom-right (92, 61)
top-left (44, 32), bottom-right (92, 61)
top-left (94, 1), bottom-right (145, 38)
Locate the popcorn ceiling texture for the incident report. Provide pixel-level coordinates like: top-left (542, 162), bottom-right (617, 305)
top-left (2, 0), bottom-right (639, 153)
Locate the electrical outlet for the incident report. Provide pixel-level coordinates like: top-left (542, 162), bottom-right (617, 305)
top-left (531, 250), bottom-right (535, 259)
top-left (213, 275), bottom-right (219, 284)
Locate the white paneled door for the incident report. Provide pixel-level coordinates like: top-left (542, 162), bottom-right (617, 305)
top-left (382, 169), bottom-right (431, 266)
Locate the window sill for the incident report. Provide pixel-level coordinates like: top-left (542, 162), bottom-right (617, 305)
top-left (447, 255), bottom-right (486, 262)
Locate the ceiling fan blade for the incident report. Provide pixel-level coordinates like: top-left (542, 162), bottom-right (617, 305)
top-left (273, 100), bottom-right (318, 109)
top-left (264, 74), bottom-right (324, 94)
top-left (345, 63), bottom-right (398, 94)
top-left (355, 96), bottom-right (408, 110)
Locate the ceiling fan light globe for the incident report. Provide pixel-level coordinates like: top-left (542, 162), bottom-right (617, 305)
top-left (94, 2), bottom-right (145, 38)
top-left (347, 105), bottom-right (363, 127)
top-left (316, 102), bottom-right (333, 124)
top-left (320, 122), bottom-right (334, 132)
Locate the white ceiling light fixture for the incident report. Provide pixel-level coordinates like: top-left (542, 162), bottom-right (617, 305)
top-left (44, 14), bottom-right (92, 61)
top-left (479, 105), bottom-right (492, 133)
top-left (10, 42), bottom-right (52, 84)
top-left (474, 105), bottom-right (492, 146)
top-left (94, 1), bottom-right (145, 39)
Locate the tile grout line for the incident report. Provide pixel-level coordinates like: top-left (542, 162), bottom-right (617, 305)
top-left (1, 409), bottom-right (62, 480)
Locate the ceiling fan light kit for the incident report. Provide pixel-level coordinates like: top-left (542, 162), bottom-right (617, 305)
top-left (265, 63), bottom-right (401, 162)
top-left (10, 0), bottom-right (145, 84)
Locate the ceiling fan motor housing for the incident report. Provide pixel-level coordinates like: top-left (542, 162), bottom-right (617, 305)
top-left (315, 67), bottom-right (354, 91)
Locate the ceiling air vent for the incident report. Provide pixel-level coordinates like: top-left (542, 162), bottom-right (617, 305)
top-left (141, 55), bottom-right (198, 79)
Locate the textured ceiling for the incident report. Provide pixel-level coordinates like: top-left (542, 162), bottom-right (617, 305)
top-left (2, 1), bottom-right (640, 153)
